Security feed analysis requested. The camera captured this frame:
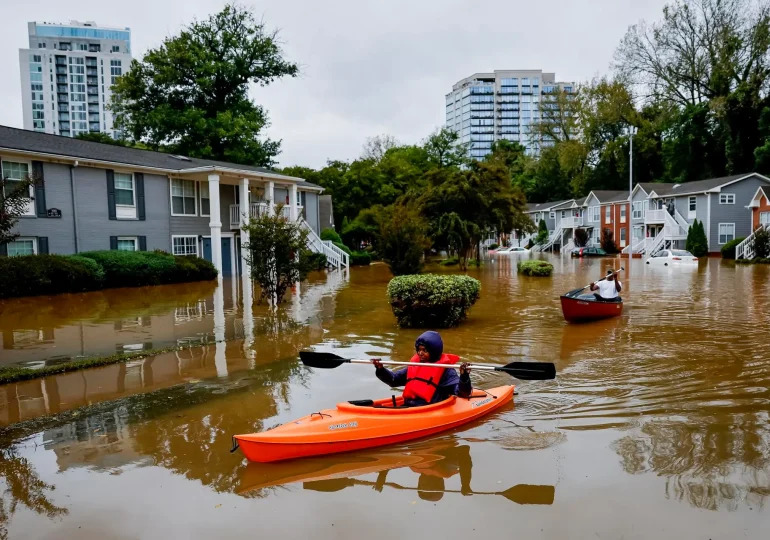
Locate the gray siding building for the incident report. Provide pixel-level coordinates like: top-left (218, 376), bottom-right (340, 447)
top-left (0, 125), bottom-right (344, 276)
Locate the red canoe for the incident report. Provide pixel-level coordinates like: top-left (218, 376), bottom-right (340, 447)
top-left (560, 294), bottom-right (623, 323)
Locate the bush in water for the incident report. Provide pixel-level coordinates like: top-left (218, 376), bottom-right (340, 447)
top-left (320, 228), bottom-right (343, 244)
top-left (720, 237), bottom-right (745, 260)
top-left (439, 256), bottom-right (460, 266)
top-left (387, 274), bottom-right (481, 328)
top-left (574, 228), bottom-right (589, 248)
top-left (300, 250), bottom-right (327, 273)
top-left (0, 254), bottom-right (104, 299)
top-left (517, 260), bottom-right (554, 277)
top-left (487, 243), bottom-right (499, 251)
top-left (350, 251), bottom-right (371, 266)
top-left (378, 206), bottom-right (431, 276)
top-left (686, 219), bottom-right (709, 257)
top-left (600, 228), bottom-right (618, 254)
top-left (79, 250), bottom-right (217, 288)
top-left (753, 225), bottom-right (770, 259)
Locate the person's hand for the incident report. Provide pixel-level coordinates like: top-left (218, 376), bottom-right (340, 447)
top-left (459, 362), bottom-right (470, 375)
top-left (372, 359), bottom-right (383, 369)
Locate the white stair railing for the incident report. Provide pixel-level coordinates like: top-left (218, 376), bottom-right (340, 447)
top-left (299, 219), bottom-right (349, 269)
top-left (736, 223), bottom-right (770, 260)
top-left (539, 226), bottom-right (563, 252)
top-left (646, 232), bottom-right (667, 257)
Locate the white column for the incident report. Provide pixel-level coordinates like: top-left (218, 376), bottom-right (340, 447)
top-left (267, 180), bottom-right (275, 216)
top-left (213, 283), bottom-right (227, 378)
top-left (239, 178), bottom-right (251, 278)
top-left (290, 183), bottom-right (299, 221)
top-left (208, 174), bottom-right (223, 279)
top-left (241, 269), bottom-right (255, 368)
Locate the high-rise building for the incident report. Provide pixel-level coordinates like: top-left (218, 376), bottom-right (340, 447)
top-left (445, 70), bottom-right (574, 159)
top-left (19, 21), bottom-right (132, 138)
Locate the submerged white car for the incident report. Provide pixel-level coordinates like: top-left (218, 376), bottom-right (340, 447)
top-left (495, 246), bottom-right (530, 255)
top-left (645, 249), bottom-right (699, 266)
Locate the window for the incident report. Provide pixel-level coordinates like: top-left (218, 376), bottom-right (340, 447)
top-left (549, 211), bottom-right (555, 219)
top-left (1, 161), bottom-right (34, 215)
top-left (113, 172), bottom-right (136, 219)
top-left (620, 227), bottom-right (627, 246)
top-left (720, 193), bottom-right (735, 204)
top-left (718, 223), bottom-right (735, 244)
top-left (171, 179), bottom-right (197, 215)
top-left (689, 196), bottom-right (697, 212)
top-left (7, 238), bottom-right (36, 256)
top-left (620, 205), bottom-right (627, 223)
top-left (605, 206), bottom-right (611, 224)
top-left (589, 206), bottom-right (600, 222)
top-left (172, 236), bottom-right (199, 256)
top-left (760, 212), bottom-right (770, 226)
top-left (633, 225), bottom-right (643, 241)
top-left (561, 211), bottom-right (566, 219)
top-left (117, 237), bottom-right (137, 251)
top-left (199, 182), bottom-right (210, 216)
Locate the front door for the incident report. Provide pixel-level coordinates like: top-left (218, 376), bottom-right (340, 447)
top-left (202, 237), bottom-right (234, 277)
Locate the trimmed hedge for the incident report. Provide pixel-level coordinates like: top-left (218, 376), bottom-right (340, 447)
top-left (387, 274), bottom-right (481, 328)
top-left (736, 257), bottom-right (770, 265)
top-left (0, 251), bottom-right (217, 299)
top-left (350, 251), bottom-right (371, 266)
top-left (301, 250), bottom-right (328, 273)
top-left (0, 254), bottom-right (105, 299)
top-left (333, 241), bottom-right (352, 255)
top-left (517, 260), bottom-right (554, 277)
top-left (720, 237), bottom-right (745, 259)
top-left (79, 250), bottom-right (217, 288)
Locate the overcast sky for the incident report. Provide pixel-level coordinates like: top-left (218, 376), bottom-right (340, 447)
top-left (1, 0), bottom-right (670, 169)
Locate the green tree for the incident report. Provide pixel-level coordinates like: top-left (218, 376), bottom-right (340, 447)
top-left (753, 224), bottom-right (770, 259)
top-left (535, 219), bottom-right (549, 245)
top-left (687, 219), bottom-right (709, 257)
top-left (574, 228), bottom-right (589, 248)
top-left (601, 227), bottom-right (618, 253)
top-left (75, 132), bottom-right (127, 146)
top-left (110, 4), bottom-right (298, 166)
top-left (243, 206), bottom-right (309, 305)
top-left (424, 127), bottom-right (469, 168)
top-left (377, 205), bottom-right (430, 276)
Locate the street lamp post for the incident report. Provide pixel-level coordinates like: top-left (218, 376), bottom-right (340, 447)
top-left (628, 126), bottom-right (637, 261)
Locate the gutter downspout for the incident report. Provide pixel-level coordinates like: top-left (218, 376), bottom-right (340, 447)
top-left (70, 161), bottom-right (80, 253)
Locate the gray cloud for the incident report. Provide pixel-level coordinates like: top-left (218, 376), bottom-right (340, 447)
top-left (0, 0), bottom-right (670, 168)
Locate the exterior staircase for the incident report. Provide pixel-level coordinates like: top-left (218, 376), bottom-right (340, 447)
top-left (300, 219), bottom-right (349, 270)
top-left (736, 223), bottom-right (770, 260)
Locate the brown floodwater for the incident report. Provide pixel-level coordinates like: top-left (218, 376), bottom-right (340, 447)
top-left (0, 255), bottom-right (769, 539)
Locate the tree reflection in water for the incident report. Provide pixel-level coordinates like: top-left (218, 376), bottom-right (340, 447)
top-left (0, 447), bottom-right (68, 539)
top-left (613, 418), bottom-right (770, 511)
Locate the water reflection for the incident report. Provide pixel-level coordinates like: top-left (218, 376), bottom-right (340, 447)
top-left (0, 447), bottom-right (68, 538)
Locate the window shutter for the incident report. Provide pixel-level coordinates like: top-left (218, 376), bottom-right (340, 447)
top-left (139, 236), bottom-right (147, 251)
top-left (32, 161), bottom-right (47, 217)
top-left (106, 170), bottom-right (116, 220)
top-left (38, 237), bottom-right (49, 254)
top-left (110, 236), bottom-right (118, 250)
top-left (135, 173), bottom-right (145, 221)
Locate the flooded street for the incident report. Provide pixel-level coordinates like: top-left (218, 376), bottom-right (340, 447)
top-left (1, 255), bottom-right (769, 539)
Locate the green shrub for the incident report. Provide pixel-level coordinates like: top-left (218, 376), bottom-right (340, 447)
top-left (387, 274), bottom-right (481, 328)
top-left (350, 251), bottom-right (371, 266)
top-left (321, 228), bottom-right (343, 244)
top-left (487, 243), bottom-right (499, 251)
top-left (378, 206), bottom-right (431, 276)
top-left (333, 241), bottom-right (352, 255)
top-left (300, 250), bottom-right (328, 273)
top-left (736, 257), bottom-right (770, 265)
top-left (439, 256), bottom-right (460, 266)
top-left (720, 237), bottom-right (745, 260)
top-left (753, 225), bottom-right (770, 259)
top-left (79, 250), bottom-right (216, 288)
top-left (0, 254), bottom-right (104, 299)
top-left (687, 219), bottom-right (709, 257)
top-left (517, 260), bottom-right (554, 277)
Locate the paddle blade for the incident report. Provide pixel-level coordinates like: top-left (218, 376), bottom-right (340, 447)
top-left (501, 484), bottom-right (555, 505)
top-left (565, 287), bottom-right (586, 298)
top-left (303, 478), bottom-right (356, 492)
top-left (497, 362), bottom-right (556, 380)
top-left (299, 351), bottom-right (349, 369)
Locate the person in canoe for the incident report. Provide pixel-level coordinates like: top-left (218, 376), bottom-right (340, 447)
top-left (373, 331), bottom-right (472, 406)
top-left (590, 269), bottom-right (622, 302)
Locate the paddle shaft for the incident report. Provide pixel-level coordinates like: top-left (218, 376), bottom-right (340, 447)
top-left (349, 358), bottom-right (502, 372)
top-left (569, 266), bottom-right (623, 297)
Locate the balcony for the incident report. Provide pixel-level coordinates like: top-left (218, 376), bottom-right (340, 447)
top-left (87, 77), bottom-right (98, 86)
top-left (87, 68), bottom-right (98, 76)
top-left (58, 113), bottom-right (70, 121)
top-left (89, 123), bottom-right (101, 131)
top-left (560, 216), bottom-right (584, 228)
top-left (644, 209), bottom-right (666, 223)
top-left (56, 67), bottom-right (67, 75)
top-left (88, 95), bottom-right (99, 104)
top-left (86, 60), bottom-right (98, 68)
top-left (89, 114), bottom-right (100, 122)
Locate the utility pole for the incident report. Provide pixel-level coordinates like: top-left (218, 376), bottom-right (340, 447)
top-left (628, 126), bottom-right (637, 261)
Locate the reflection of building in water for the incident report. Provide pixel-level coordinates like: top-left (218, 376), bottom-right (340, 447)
top-left (43, 408), bottom-right (145, 471)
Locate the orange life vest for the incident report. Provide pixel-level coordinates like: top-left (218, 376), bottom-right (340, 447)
top-left (402, 353), bottom-right (460, 403)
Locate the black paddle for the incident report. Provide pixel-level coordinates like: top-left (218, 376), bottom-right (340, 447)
top-left (565, 266), bottom-right (624, 298)
top-left (304, 477), bottom-right (555, 505)
top-left (299, 351), bottom-right (556, 381)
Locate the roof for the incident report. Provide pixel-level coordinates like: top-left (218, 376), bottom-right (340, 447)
top-left (525, 199), bottom-right (573, 213)
top-left (762, 186), bottom-right (770, 200)
top-left (640, 174), bottom-right (770, 198)
top-left (0, 125), bottom-right (318, 187)
top-left (588, 190), bottom-right (629, 204)
top-left (551, 199), bottom-right (579, 211)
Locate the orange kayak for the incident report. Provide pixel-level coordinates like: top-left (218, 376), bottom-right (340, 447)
top-left (233, 385), bottom-right (515, 463)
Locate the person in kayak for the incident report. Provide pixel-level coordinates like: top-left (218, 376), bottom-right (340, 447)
top-left (590, 269), bottom-right (622, 302)
top-left (373, 331), bottom-right (472, 406)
